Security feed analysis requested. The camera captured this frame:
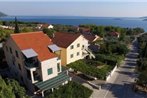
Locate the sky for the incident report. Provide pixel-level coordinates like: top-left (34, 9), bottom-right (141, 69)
top-left (0, 0), bottom-right (147, 17)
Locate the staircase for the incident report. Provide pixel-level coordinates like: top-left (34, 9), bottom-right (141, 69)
top-left (82, 47), bottom-right (95, 59)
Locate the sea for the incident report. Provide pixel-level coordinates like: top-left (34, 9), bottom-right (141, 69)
top-left (0, 16), bottom-right (147, 31)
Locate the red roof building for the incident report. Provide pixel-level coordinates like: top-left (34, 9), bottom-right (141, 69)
top-left (11, 32), bottom-right (57, 61)
top-left (109, 32), bottom-right (120, 38)
top-left (52, 32), bottom-right (81, 48)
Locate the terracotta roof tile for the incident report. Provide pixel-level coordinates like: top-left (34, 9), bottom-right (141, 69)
top-left (83, 34), bottom-right (96, 42)
top-left (52, 32), bottom-right (81, 48)
top-left (11, 31), bottom-right (57, 61)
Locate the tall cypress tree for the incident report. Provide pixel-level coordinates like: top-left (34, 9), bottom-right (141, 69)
top-left (14, 17), bottom-right (20, 33)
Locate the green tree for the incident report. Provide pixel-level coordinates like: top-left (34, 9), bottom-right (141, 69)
top-left (137, 70), bottom-right (147, 87)
top-left (6, 79), bottom-right (26, 97)
top-left (14, 17), bottom-right (20, 33)
top-left (0, 76), bottom-right (30, 98)
top-left (21, 27), bottom-right (33, 32)
top-left (43, 28), bottom-right (55, 38)
top-left (0, 76), bottom-right (15, 98)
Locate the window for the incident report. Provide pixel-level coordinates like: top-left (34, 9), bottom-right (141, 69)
top-left (77, 52), bottom-right (80, 56)
top-left (70, 45), bottom-right (74, 49)
top-left (15, 50), bottom-right (19, 58)
top-left (47, 68), bottom-right (53, 75)
top-left (18, 63), bottom-right (21, 70)
top-left (9, 47), bottom-right (12, 54)
top-left (70, 54), bottom-right (74, 58)
top-left (57, 63), bottom-right (60, 72)
top-left (82, 45), bottom-right (84, 48)
top-left (77, 43), bottom-right (80, 47)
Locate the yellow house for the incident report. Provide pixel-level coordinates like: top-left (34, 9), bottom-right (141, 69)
top-left (3, 32), bottom-right (70, 97)
top-left (52, 32), bottom-right (95, 65)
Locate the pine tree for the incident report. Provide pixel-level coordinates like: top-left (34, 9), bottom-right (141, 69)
top-left (14, 17), bottom-right (20, 33)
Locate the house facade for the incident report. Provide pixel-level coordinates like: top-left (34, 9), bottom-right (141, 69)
top-left (3, 32), bottom-right (70, 97)
top-left (52, 32), bottom-right (95, 65)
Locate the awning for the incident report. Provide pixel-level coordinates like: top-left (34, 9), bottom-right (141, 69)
top-left (22, 48), bottom-right (38, 58)
top-left (48, 44), bottom-right (60, 52)
top-left (34, 71), bottom-right (70, 91)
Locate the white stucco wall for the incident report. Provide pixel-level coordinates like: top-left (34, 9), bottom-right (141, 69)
top-left (41, 57), bottom-right (61, 81)
top-left (66, 35), bottom-right (89, 64)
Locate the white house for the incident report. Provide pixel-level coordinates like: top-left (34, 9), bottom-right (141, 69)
top-left (52, 32), bottom-right (95, 65)
top-left (3, 31), bottom-right (70, 97)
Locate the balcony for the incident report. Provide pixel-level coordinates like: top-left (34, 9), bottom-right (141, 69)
top-left (25, 60), bottom-right (39, 68)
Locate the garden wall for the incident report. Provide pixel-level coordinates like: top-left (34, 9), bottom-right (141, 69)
top-left (106, 65), bottom-right (118, 81)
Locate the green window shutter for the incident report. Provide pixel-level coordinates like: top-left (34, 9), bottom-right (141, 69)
top-left (47, 68), bottom-right (53, 75)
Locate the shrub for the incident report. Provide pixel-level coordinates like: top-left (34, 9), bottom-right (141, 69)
top-left (45, 81), bottom-right (93, 98)
top-left (67, 60), bottom-right (114, 80)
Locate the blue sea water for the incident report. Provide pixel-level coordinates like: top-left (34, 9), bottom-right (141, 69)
top-left (0, 16), bottom-right (147, 31)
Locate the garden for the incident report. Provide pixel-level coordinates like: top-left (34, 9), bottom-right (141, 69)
top-left (67, 38), bottom-right (128, 80)
top-left (45, 81), bottom-right (93, 98)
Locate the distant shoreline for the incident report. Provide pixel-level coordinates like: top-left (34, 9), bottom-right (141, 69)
top-left (0, 16), bottom-right (147, 31)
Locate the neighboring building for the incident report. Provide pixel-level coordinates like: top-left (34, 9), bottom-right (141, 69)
top-left (52, 32), bottom-right (95, 65)
top-left (78, 27), bottom-right (91, 34)
top-left (82, 34), bottom-right (102, 43)
top-left (3, 32), bottom-right (70, 97)
top-left (88, 44), bottom-right (100, 53)
top-left (77, 27), bottom-right (102, 43)
top-left (36, 24), bottom-right (54, 30)
top-left (48, 25), bottom-right (54, 29)
top-left (0, 25), bottom-right (14, 30)
top-left (109, 32), bottom-right (120, 38)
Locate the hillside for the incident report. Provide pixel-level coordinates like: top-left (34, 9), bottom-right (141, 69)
top-left (0, 12), bottom-right (7, 17)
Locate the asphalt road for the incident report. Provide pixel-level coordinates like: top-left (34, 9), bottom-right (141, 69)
top-left (102, 39), bottom-right (147, 98)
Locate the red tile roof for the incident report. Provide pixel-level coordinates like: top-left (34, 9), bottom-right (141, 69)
top-left (83, 34), bottom-right (96, 42)
top-left (109, 32), bottom-right (119, 37)
top-left (52, 32), bottom-right (81, 48)
top-left (79, 27), bottom-right (91, 33)
top-left (11, 32), bottom-right (57, 61)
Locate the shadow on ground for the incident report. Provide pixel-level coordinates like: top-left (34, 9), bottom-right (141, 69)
top-left (102, 82), bottom-right (147, 98)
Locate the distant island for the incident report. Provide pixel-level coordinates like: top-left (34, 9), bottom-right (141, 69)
top-left (0, 12), bottom-right (7, 17)
top-left (140, 16), bottom-right (147, 19)
top-left (140, 16), bottom-right (147, 21)
top-left (143, 18), bottom-right (147, 21)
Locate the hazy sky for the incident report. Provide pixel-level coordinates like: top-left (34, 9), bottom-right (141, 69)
top-left (0, 0), bottom-right (147, 17)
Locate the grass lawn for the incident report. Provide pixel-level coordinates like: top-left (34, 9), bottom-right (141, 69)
top-left (45, 81), bottom-right (93, 98)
